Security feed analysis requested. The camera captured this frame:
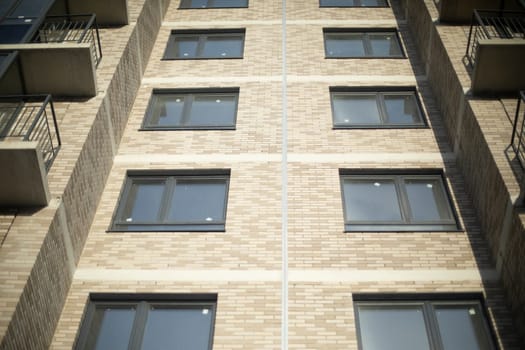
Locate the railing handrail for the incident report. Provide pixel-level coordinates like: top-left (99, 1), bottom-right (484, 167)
top-left (0, 94), bottom-right (61, 171)
top-left (23, 94), bottom-right (51, 141)
top-left (472, 9), bottom-right (492, 39)
top-left (32, 13), bottom-right (102, 66)
top-left (78, 14), bottom-right (96, 43)
top-left (466, 9), bottom-right (525, 66)
top-left (511, 91), bottom-right (525, 170)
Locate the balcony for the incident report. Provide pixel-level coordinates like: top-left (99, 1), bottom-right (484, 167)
top-left (437, 0), bottom-right (524, 23)
top-left (0, 14), bottom-right (101, 97)
top-left (0, 95), bottom-right (61, 206)
top-left (466, 10), bottom-right (525, 95)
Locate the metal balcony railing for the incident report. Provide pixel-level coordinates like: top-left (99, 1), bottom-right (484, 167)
top-left (0, 95), bottom-right (61, 171)
top-left (511, 91), bottom-right (525, 169)
top-left (32, 14), bottom-right (103, 67)
top-left (466, 9), bottom-right (525, 66)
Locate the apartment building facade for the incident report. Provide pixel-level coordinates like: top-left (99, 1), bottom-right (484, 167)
top-left (1, 0), bottom-right (524, 349)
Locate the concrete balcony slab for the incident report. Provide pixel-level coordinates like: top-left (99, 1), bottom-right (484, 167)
top-left (472, 39), bottom-right (525, 95)
top-left (0, 43), bottom-right (97, 97)
top-left (0, 141), bottom-right (50, 207)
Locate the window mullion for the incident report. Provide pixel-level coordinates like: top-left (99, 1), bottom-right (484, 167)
top-left (363, 33), bottom-right (372, 56)
top-left (423, 302), bottom-right (443, 350)
top-left (128, 302), bottom-right (148, 350)
top-left (181, 95), bottom-right (193, 125)
top-left (395, 176), bottom-right (411, 224)
top-left (377, 93), bottom-right (388, 125)
top-left (197, 35), bottom-right (206, 56)
top-left (158, 178), bottom-right (175, 223)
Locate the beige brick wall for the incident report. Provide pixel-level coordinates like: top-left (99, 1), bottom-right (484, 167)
top-left (46, 0), bottom-right (524, 349)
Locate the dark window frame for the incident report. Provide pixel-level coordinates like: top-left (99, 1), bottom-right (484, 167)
top-left (339, 169), bottom-right (460, 232)
top-left (75, 293), bottom-right (217, 350)
top-left (323, 28), bottom-right (405, 59)
top-left (109, 170), bottom-right (230, 232)
top-left (141, 88), bottom-right (239, 130)
top-left (163, 29), bottom-right (245, 60)
top-left (319, 0), bottom-right (389, 8)
top-left (179, 0), bottom-right (249, 9)
top-left (329, 86), bottom-right (427, 129)
top-left (353, 293), bottom-right (497, 350)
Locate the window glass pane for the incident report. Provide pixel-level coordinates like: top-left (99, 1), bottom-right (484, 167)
top-left (189, 94), bottom-right (236, 126)
top-left (320, 0), bottom-right (358, 6)
top-left (343, 179), bottom-right (402, 222)
top-left (435, 305), bottom-right (493, 350)
top-left (141, 307), bottom-right (213, 350)
top-left (186, 0), bottom-right (208, 7)
top-left (369, 33), bottom-right (402, 57)
top-left (149, 95), bottom-right (185, 126)
top-left (405, 178), bottom-right (452, 222)
top-left (10, 0), bottom-right (52, 16)
top-left (168, 179), bottom-right (226, 223)
top-left (212, 0), bottom-right (248, 7)
top-left (332, 94), bottom-right (381, 125)
top-left (325, 33), bottom-right (365, 57)
top-left (383, 94), bottom-right (421, 124)
top-left (0, 23), bottom-right (33, 44)
top-left (358, 305), bottom-right (431, 350)
top-left (201, 35), bottom-right (243, 57)
top-left (126, 182), bottom-right (165, 223)
top-left (87, 308), bottom-right (135, 350)
top-left (173, 37), bottom-right (199, 58)
top-left (361, 0), bottom-right (387, 6)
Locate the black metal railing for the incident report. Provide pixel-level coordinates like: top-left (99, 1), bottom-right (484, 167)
top-left (32, 14), bottom-right (103, 67)
top-left (0, 95), bottom-right (61, 171)
top-left (466, 9), bottom-right (525, 66)
top-left (511, 91), bottom-right (525, 169)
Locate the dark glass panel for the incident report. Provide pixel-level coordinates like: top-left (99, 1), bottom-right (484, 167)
top-left (332, 94), bottom-right (380, 125)
top-left (167, 179), bottom-right (227, 223)
top-left (358, 305), bottom-right (431, 350)
top-left (141, 307), bottom-right (213, 350)
top-left (343, 178), bottom-right (402, 222)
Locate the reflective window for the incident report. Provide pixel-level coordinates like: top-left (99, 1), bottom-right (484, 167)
top-left (112, 172), bottom-right (229, 231)
top-left (143, 89), bottom-right (238, 129)
top-left (340, 172), bottom-right (457, 231)
top-left (324, 30), bottom-right (403, 58)
top-left (357, 305), bottom-right (430, 350)
top-left (164, 30), bottom-right (245, 59)
top-left (355, 298), bottom-right (496, 350)
top-left (320, 0), bottom-right (387, 6)
top-left (180, 0), bottom-right (248, 8)
top-left (76, 297), bottom-right (216, 350)
top-left (331, 89), bottom-right (425, 128)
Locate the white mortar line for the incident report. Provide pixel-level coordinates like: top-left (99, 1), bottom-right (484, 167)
top-left (73, 268), bottom-right (499, 283)
top-left (142, 75), bottom-right (424, 84)
top-left (281, 0), bottom-right (289, 347)
top-left (112, 152), bottom-right (456, 165)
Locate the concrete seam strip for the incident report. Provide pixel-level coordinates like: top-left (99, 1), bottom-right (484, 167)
top-left (281, 0), bottom-right (288, 347)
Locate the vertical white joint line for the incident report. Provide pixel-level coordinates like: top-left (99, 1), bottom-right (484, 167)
top-left (281, 0), bottom-right (288, 348)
